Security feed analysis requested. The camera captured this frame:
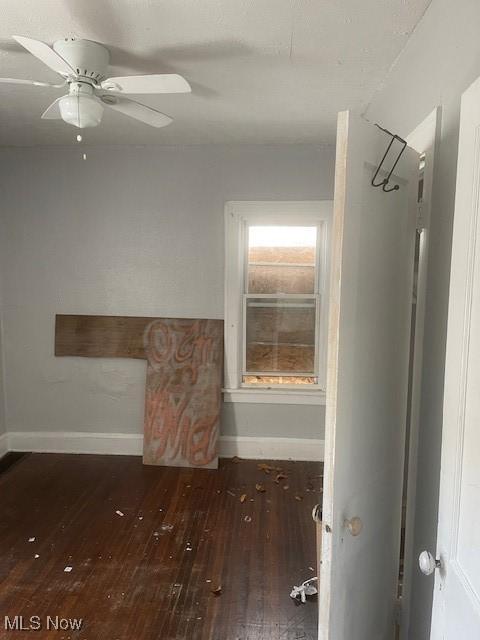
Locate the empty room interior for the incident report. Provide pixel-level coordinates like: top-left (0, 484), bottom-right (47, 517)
top-left (1, 1), bottom-right (480, 639)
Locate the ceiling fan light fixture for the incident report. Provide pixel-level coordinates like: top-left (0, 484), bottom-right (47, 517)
top-left (1, 36), bottom-right (191, 131)
top-left (59, 94), bottom-right (103, 129)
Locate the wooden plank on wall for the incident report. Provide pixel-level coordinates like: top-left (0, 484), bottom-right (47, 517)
top-left (55, 314), bottom-right (155, 359)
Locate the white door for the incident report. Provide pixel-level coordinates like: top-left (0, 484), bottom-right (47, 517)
top-left (319, 111), bottom-right (419, 640)
top-left (429, 77), bottom-right (480, 639)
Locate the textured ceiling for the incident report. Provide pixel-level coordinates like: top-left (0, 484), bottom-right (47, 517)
top-left (0, 0), bottom-right (431, 146)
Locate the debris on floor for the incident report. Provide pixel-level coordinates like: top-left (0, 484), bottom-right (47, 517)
top-left (258, 463), bottom-right (271, 473)
top-left (290, 577), bottom-right (318, 603)
top-left (3, 455), bottom-right (322, 638)
top-left (257, 463), bottom-right (282, 474)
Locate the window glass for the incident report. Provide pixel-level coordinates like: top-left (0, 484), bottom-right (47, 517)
top-left (244, 296), bottom-right (316, 375)
top-left (247, 226), bottom-right (317, 294)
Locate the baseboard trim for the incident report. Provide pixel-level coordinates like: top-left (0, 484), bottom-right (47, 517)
top-left (219, 435), bottom-right (324, 461)
top-left (0, 433), bottom-right (8, 459)
top-left (8, 431), bottom-right (143, 456)
top-left (6, 431), bottom-right (324, 462)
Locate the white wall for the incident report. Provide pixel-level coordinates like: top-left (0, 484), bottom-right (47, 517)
top-left (366, 0), bottom-right (480, 636)
top-left (0, 285), bottom-right (5, 438)
top-left (0, 143), bottom-right (334, 442)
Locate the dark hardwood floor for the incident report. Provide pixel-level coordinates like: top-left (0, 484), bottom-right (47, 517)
top-left (0, 454), bottom-right (322, 640)
top-left (0, 452), bottom-right (26, 476)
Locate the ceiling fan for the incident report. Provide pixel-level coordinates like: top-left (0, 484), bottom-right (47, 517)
top-left (0, 36), bottom-right (191, 129)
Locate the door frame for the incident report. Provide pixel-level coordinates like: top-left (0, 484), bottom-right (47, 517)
top-left (400, 106), bottom-right (441, 639)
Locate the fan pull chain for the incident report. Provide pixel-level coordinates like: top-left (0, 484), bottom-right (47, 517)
top-left (75, 133), bottom-right (87, 160)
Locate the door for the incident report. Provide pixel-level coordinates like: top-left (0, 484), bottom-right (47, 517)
top-left (319, 111), bottom-right (419, 640)
top-left (429, 77), bottom-right (480, 639)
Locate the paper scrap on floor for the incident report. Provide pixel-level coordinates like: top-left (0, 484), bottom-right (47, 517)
top-left (290, 577), bottom-right (318, 603)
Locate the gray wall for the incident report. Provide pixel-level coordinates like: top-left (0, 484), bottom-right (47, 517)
top-left (0, 273), bottom-right (5, 437)
top-left (0, 143), bottom-right (334, 440)
top-left (366, 0), bottom-right (480, 636)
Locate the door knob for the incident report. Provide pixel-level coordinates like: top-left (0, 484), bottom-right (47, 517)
top-left (312, 504), bottom-right (322, 524)
top-left (418, 550), bottom-right (441, 575)
top-left (344, 516), bottom-right (363, 536)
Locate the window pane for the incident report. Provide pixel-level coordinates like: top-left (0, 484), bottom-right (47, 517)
top-left (245, 297), bottom-right (316, 373)
top-left (247, 225), bottom-right (317, 294)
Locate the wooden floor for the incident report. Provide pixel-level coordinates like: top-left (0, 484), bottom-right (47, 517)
top-left (0, 453), bottom-right (322, 640)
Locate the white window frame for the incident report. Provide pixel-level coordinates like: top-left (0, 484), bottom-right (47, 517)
top-left (223, 200), bottom-right (332, 405)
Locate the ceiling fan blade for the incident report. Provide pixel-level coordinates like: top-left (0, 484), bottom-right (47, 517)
top-left (101, 74), bottom-right (191, 94)
top-left (12, 36), bottom-right (74, 76)
top-left (0, 76), bottom-right (65, 88)
top-left (41, 97), bottom-right (63, 120)
top-left (99, 95), bottom-right (173, 128)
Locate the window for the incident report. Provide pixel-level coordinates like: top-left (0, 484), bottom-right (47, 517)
top-left (224, 201), bottom-right (332, 404)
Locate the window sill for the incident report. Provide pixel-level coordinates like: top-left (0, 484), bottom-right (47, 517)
top-left (222, 387), bottom-right (326, 406)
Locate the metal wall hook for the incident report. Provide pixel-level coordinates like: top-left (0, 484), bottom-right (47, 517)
top-left (383, 181), bottom-right (400, 193)
top-left (371, 124), bottom-right (406, 193)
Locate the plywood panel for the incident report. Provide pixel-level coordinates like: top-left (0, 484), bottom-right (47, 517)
top-left (55, 314), bottom-right (157, 359)
top-left (55, 314), bottom-right (224, 469)
top-left (246, 344), bottom-right (314, 373)
top-left (143, 318), bottom-right (223, 469)
top-left (248, 246), bottom-right (316, 294)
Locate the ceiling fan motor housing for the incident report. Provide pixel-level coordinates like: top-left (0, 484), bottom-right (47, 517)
top-left (53, 38), bottom-right (110, 84)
